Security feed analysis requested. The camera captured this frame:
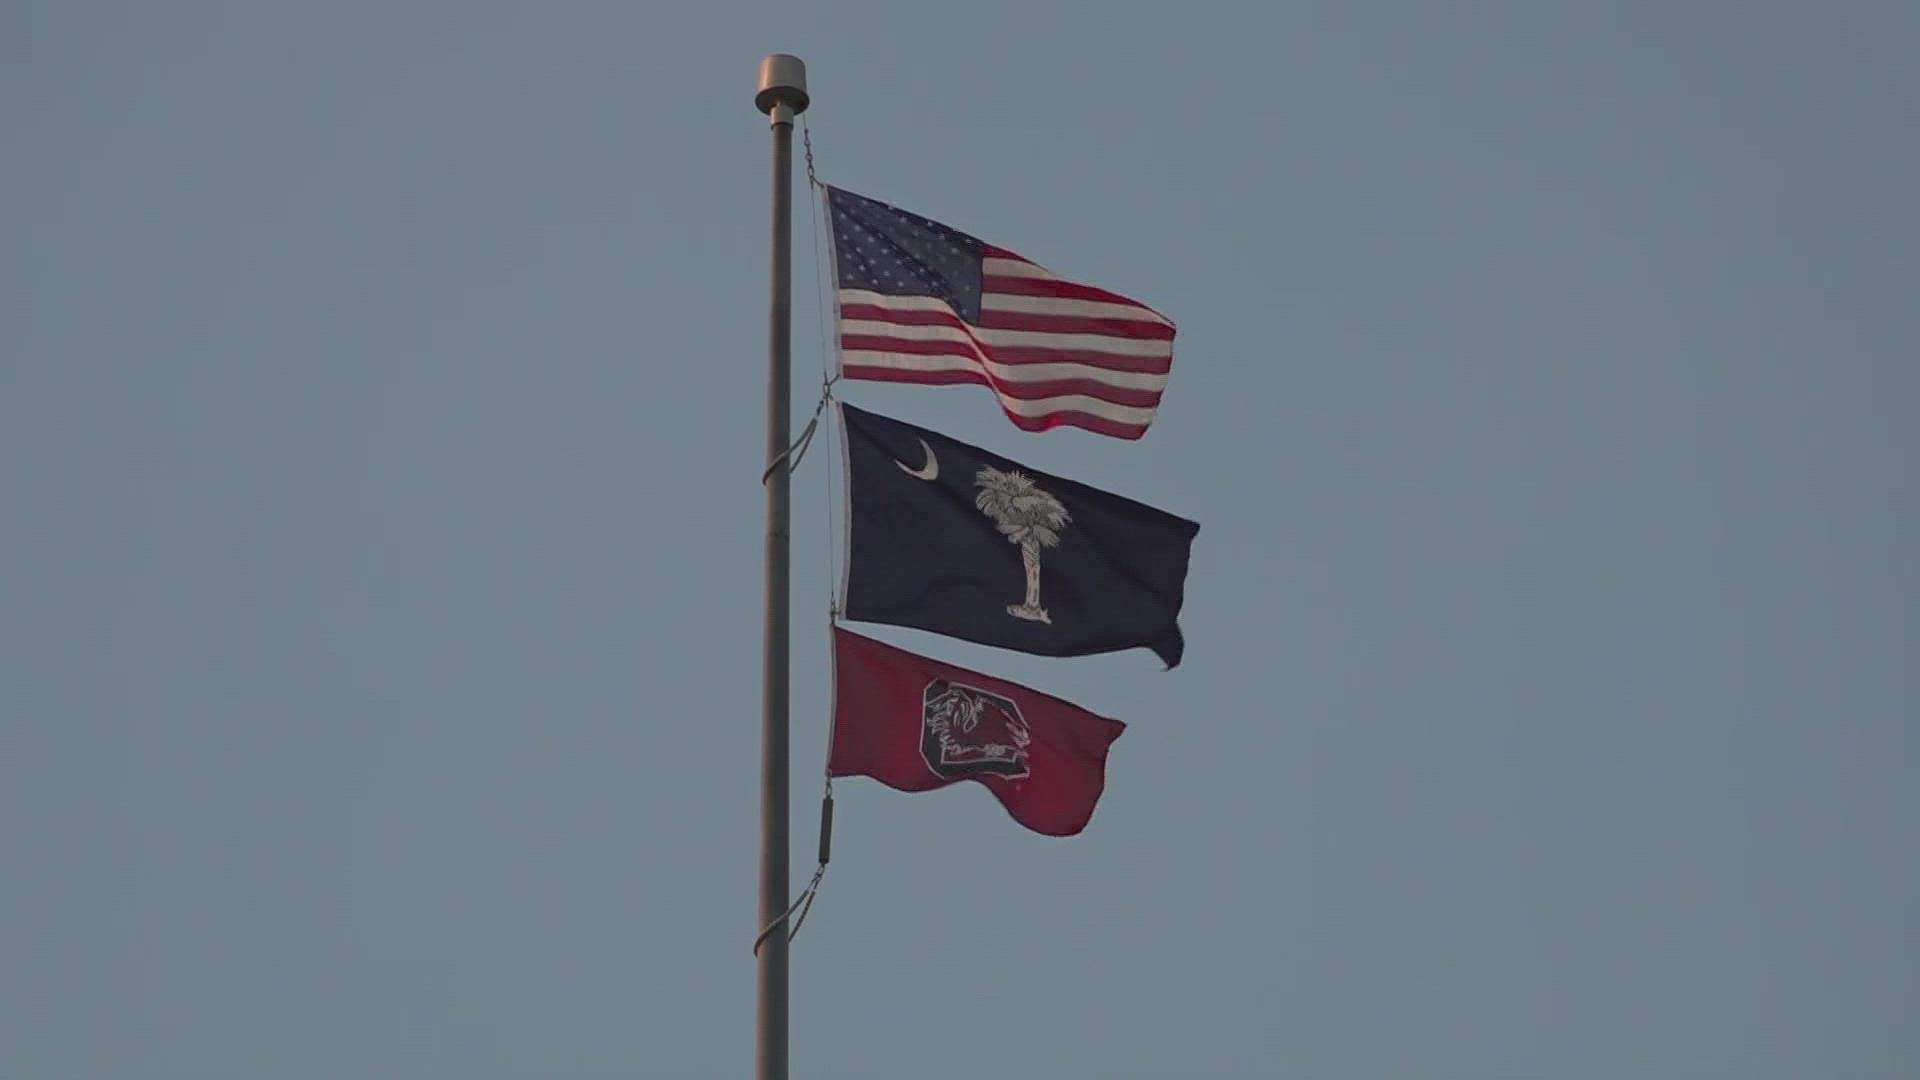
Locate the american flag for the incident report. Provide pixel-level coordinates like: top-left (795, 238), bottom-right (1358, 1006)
top-left (824, 185), bottom-right (1175, 440)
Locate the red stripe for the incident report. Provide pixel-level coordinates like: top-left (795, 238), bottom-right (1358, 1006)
top-left (839, 300), bottom-right (1172, 342)
top-left (838, 303), bottom-right (966, 328)
top-left (979, 244), bottom-right (1169, 318)
top-left (839, 365), bottom-right (1150, 440)
top-left (842, 365), bottom-right (984, 387)
top-left (983, 275), bottom-right (1158, 309)
top-left (1000, 408), bottom-right (1149, 440)
top-left (838, 337), bottom-right (1166, 405)
top-left (833, 352), bottom-right (1163, 407)
top-left (975, 307), bottom-right (1176, 340)
top-left (837, 333), bottom-right (1173, 383)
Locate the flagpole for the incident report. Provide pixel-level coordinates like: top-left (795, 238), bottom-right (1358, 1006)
top-left (754, 52), bottom-right (808, 1080)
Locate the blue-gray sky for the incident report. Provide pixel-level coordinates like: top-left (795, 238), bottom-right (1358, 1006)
top-left (4, 2), bottom-right (1916, 1077)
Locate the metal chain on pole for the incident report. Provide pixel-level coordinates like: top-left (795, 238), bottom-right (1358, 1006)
top-left (803, 120), bottom-right (819, 188)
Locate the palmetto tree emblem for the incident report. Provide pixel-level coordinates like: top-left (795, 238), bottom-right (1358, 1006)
top-left (973, 465), bottom-right (1072, 624)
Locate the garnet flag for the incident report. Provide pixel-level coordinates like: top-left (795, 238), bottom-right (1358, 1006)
top-left (838, 402), bottom-right (1199, 668)
top-left (829, 627), bottom-right (1126, 837)
top-left (825, 184), bottom-right (1176, 440)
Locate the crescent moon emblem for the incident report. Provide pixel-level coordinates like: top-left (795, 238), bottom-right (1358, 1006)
top-left (894, 438), bottom-right (939, 481)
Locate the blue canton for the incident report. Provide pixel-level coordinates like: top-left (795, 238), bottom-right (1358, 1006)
top-left (828, 186), bottom-right (985, 322)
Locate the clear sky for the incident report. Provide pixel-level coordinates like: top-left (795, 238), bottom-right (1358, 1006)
top-left (4, 2), bottom-right (1916, 1077)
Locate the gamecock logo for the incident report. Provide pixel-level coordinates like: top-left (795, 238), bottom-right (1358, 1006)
top-left (920, 679), bottom-right (1031, 780)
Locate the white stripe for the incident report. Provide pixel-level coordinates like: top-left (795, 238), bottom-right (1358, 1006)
top-left (839, 317), bottom-right (1172, 360)
top-left (838, 290), bottom-right (956, 315)
top-left (840, 288), bottom-right (1171, 331)
top-left (841, 354), bottom-right (1159, 425)
top-left (980, 292), bottom-right (1173, 328)
top-left (981, 256), bottom-right (1057, 280)
top-left (994, 393), bottom-right (1155, 425)
top-left (838, 349), bottom-right (1168, 392)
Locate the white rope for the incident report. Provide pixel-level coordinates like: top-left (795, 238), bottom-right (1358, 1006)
top-left (804, 117), bottom-right (841, 619)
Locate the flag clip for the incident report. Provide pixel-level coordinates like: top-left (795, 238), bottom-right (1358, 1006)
top-left (760, 379), bottom-right (838, 486)
top-left (751, 789), bottom-right (834, 955)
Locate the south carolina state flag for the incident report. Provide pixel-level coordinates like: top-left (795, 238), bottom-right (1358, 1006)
top-left (829, 627), bottom-right (1125, 837)
top-left (839, 403), bottom-right (1199, 668)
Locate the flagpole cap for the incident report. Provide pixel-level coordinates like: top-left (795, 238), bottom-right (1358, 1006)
top-left (755, 54), bottom-right (810, 117)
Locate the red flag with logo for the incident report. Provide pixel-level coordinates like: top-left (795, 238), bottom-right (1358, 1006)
top-left (829, 627), bottom-right (1126, 837)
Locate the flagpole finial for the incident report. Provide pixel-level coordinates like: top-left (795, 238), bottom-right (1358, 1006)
top-left (755, 54), bottom-right (809, 123)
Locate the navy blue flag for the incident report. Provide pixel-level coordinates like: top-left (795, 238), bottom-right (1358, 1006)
top-left (837, 402), bottom-right (1199, 667)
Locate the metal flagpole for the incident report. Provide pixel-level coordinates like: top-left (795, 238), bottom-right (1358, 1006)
top-left (754, 52), bottom-right (808, 1080)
